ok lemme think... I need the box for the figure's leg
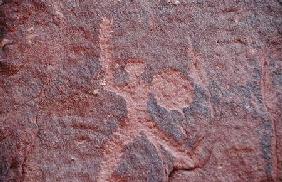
[97,119,140,182]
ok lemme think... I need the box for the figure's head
[124,59,146,81]
[151,68,194,112]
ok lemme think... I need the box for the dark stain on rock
[112,133,165,182]
[269,59,282,87]
[147,93,187,143]
[113,65,129,87]
[0,62,19,76]
[207,59,276,178]
[0,26,5,40]
[0,130,24,181]
[183,84,210,121]
[260,120,274,178]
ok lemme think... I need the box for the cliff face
[0,0,281,181]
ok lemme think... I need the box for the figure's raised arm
[99,17,115,87]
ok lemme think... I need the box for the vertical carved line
[99,17,114,89]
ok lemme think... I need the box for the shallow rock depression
[0,0,281,181]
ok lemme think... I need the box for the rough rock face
[0,0,281,181]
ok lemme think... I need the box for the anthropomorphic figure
[98,17,209,181]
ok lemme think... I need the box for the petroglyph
[167,0,181,5]
[151,69,194,112]
[97,17,208,181]
[53,2,65,19]
[1,0,280,181]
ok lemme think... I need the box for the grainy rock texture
[0,0,281,181]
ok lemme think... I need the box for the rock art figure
[98,17,211,181]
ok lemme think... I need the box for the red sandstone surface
[0,0,281,181]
